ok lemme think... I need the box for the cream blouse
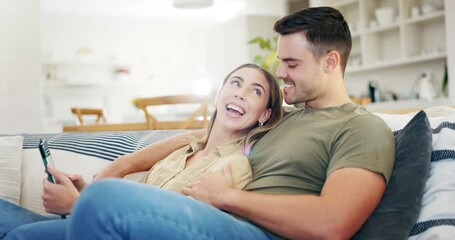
[141,141,252,193]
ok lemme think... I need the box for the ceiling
[40,0,289,20]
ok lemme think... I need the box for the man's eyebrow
[279,57,301,62]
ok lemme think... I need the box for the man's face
[275,33,326,106]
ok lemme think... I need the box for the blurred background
[0,0,453,133]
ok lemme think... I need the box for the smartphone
[38,139,66,219]
[38,138,56,183]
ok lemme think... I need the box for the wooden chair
[71,107,106,126]
[133,94,211,130]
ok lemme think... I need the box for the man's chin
[284,96,306,107]
[283,98,293,105]
[284,96,297,105]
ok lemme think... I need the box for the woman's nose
[234,89,246,101]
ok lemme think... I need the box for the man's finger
[181,186,192,196]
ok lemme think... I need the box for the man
[83,6,395,239]
[8,6,395,240]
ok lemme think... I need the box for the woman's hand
[92,158,127,182]
[42,166,82,215]
[69,173,88,192]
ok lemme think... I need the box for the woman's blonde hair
[199,63,283,151]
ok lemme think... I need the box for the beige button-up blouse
[141,141,252,193]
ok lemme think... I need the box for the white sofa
[1,107,454,239]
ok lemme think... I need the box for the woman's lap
[3,179,271,240]
[0,199,52,239]
[68,179,271,240]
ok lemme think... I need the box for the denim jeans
[7,179,272,240]
[0,199,54,239]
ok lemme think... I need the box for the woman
[2,63,283,239]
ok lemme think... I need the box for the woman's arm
[93,129,206,181]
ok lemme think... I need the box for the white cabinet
[309,0,449,101]
[320,0,446,73]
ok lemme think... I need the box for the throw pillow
[353,110,432,240]
[0,136,24,204]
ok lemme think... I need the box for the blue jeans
[7,179,271,240]
[0,199,54,239]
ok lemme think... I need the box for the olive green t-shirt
[244,103,395,239]
[245,103,395,197]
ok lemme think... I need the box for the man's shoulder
[351,106,390,127]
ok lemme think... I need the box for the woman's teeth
[226,104,244,115]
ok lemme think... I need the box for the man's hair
[273,7,352,74]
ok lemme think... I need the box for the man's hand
[42,166,82,215]
[182,164,235,207]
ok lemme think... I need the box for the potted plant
[248,36,282,85]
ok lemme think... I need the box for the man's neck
[305,74,351,109]
[304,94,352,110]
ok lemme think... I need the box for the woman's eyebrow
[230,76,244,82]
[252,82,266,92]
[231,75,265,92]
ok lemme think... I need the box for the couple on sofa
[1,6,395,239]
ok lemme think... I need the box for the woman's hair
[273,7,352,75]
[199,63,283,150]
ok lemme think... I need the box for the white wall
[0,0,42,134]
[41,14,202,92]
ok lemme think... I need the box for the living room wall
[0,0,43,134]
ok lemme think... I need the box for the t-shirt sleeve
[327,114,396,184]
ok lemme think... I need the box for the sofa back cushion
[354,106,455,239]
[0,136,24,204]
[353,111,432,239]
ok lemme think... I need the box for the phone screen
[38,139,56,183]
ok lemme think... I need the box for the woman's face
[215,67,272,134]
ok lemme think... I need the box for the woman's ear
[259,108,272,124]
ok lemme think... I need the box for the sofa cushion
[0,136,24,204]
[20,130,186,214]
[353,111,432,239]
[408,110,455,239]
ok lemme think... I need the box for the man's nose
[275,64,286,79]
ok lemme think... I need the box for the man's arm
[94,129,205,180]
[183,167,385,240]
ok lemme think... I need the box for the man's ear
[325,50,340,73]
[259,108,272,124]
